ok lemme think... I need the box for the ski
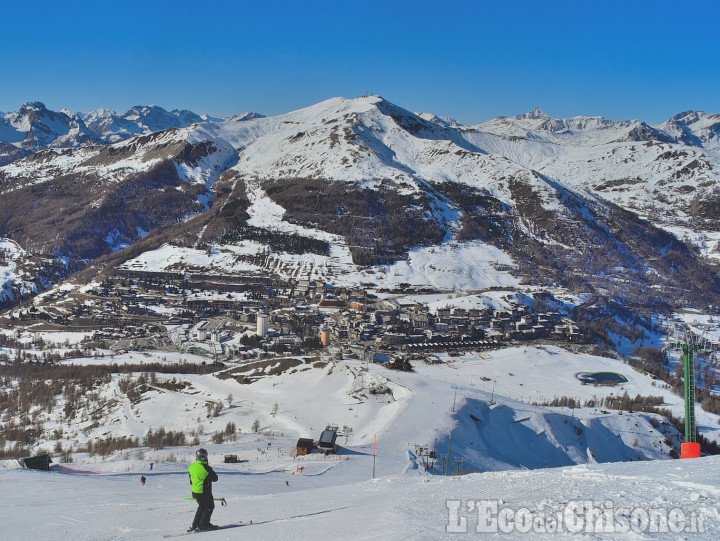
[163,523,243,538]
[164,505,350,537]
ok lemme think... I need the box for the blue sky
[1,0,718,124]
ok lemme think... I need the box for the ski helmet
[196,448,208,460]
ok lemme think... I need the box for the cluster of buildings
[7,269,585,361]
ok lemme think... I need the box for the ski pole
[183,497,227,506]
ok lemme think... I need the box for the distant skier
[140,475,146,486]
[188,448,219,532]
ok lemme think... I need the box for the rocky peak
[515,107,550,120]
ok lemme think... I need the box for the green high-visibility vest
[188,460,210,493]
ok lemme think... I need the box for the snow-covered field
[2,456,719,540]
[2,345,719,539]
[119,211,519,293]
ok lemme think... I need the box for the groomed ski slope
[1,453,719,539]
[1,345,720,539]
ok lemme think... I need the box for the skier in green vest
[187,448,219,531]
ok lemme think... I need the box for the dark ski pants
[191,492,215,528]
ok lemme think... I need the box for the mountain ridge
[4,99,720,153]
[1,96,719,343]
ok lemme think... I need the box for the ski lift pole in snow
[664,325,712,458]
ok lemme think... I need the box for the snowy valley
[2,96,720,539]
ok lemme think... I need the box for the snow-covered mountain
[474,107,674,146]
[203,96,532,189]
[1,95,719,321]
[0,122,238,263]
[459,108,720,262]
[416,111,461,128]
[0,102,233,156]
[226,111,265,122]
[81,105,212,143]
[0,102,100,164]
[657,110,720,150]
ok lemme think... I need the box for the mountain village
[1,263,583,366]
